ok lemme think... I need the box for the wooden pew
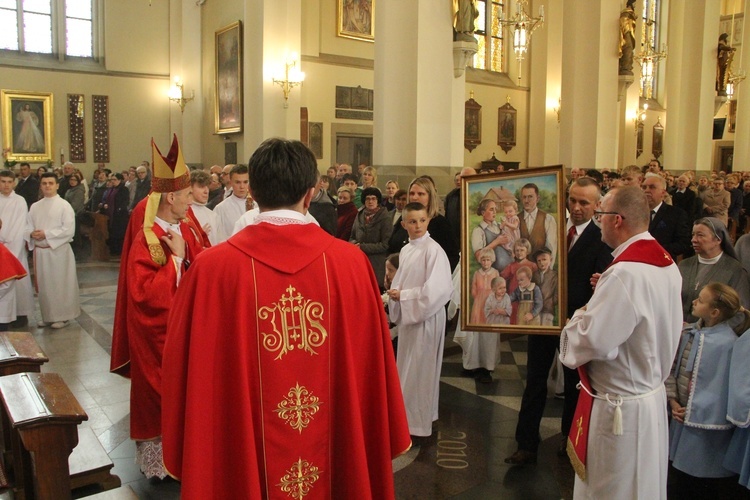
[0,372,87,500]
[0,332,49,475]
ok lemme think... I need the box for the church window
[474,0,505,73]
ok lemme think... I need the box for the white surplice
[27,195,81,323]
[233,207,319,236]
[190,203,219,246]
[0,191,34,318]
[559,233,682,500]
[389,231,453,436]
[213,195,247,243]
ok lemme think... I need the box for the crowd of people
[6,147,750,497]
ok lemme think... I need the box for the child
[500,239,538,294]
[666,283,750,497]
[725,302,750,492]
[531,247,558,326]
[500,239,537,322]
[388,202,453,438]
[470,248,500,324]
[499,199,520,254]
[509,266,542,326]
[484,276,511,325]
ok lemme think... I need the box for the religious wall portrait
[1,90,54,163]
[498,101,517,153]
[215,21,243,134]
[461,166,567,335]
[338,0,375,42]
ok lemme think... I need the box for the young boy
[531,247,558,326]
[509,266,542,326]
[388,202,453,438]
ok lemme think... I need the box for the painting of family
[462,166,566,334]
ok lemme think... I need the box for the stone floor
[14,259,575,499]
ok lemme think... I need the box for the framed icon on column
[464,94,482,152]
[652,117,664,159]
[215,21,243,134]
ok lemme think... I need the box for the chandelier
[634,19,667,99]
[499,0,544,85]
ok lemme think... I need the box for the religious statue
[619,0,637,76]
[454,0,480,42]
[717,33,736,96]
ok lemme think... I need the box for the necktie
[567,225,576,250]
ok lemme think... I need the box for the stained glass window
[474,0,504,73]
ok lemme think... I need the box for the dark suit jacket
[648,203,691,260]
[14,175,39,209]
[567,221,612,317]
[672,189,701,222]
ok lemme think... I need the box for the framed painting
[1,90,54,163]
[498,101,516,153]
[461,165,567,335]
[729,99,737,133]
[464,95,481,152]
[652,117,663,159]
[309,122,323,159]
[215,21,243,134]
[337,0,375,42]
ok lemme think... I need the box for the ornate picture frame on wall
[337,0,374,42]
[497,99,517,154]
[636,121,644,157]
[464,93,482,152]
[460,165,567,335]
[1,90,54,163]
[309,122,323,159]
[215,21,243,134]
[652,117,664,159]
[729,99,737,133]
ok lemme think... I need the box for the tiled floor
[14,260,574,499]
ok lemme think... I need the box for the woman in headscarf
[678,217,750,322]
[350,187,393,288]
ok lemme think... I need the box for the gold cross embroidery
[274,384,322,433]
[278,458,320,499]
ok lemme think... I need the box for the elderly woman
[336,186,358,241]
[350,187,393,288]
[470,198,513,273]
[389,177,460,271]
[64,173,85,215]
[678,217,750,322]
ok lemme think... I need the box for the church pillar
[169,0,203,164]
[528,0,562,167]
[732,0,750,170]
[373,0,464,192]
[242,0,303,159]
[663,0,721,170]
[558,0,620,170]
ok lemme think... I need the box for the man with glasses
[560,186,682,499]
[505,177,612,465]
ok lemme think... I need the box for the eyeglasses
[593,211,625,222]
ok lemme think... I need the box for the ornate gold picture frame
[1,90,54,163]
[337,0,375,42]
[215,21,243,134]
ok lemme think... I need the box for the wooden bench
[0,372,87,500]
[0,332,49,473]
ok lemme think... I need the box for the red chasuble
[0,245,26,284]
[112,201,205,440]
[567,237,673,480]
[162,221,411,499]
[185,206,211,248]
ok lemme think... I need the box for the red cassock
[112,207,205,440]
[185,205,211,248]
[162,222,411,499]
[0,244,27,284]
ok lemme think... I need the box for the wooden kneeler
[0,372,87,500]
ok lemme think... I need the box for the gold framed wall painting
[215,21,243,134]
[497,102,517,153]
[461,165,567,335]
[338,0,374,42]
[1,90,54,163]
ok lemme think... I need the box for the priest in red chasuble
[110,135,205,479]
[162,138,411,499]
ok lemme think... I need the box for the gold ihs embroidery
[259,286,327,361]
[278,458,320,499]
[274,383,322,433]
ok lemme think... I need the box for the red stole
[186,206,211,248]
[567,237,673,480]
